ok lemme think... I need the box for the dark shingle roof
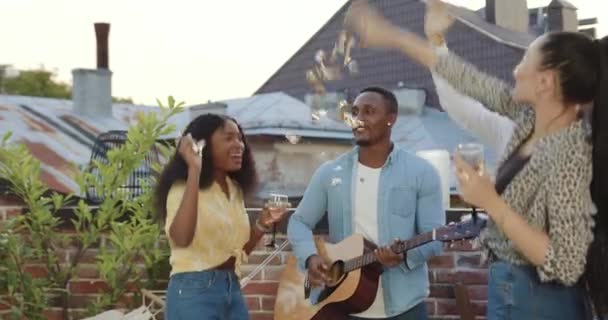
[255,0,533,107]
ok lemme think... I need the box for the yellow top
[165,178,250,277]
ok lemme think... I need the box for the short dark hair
[359,86,398,114]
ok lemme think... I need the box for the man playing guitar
[287,87,445,320]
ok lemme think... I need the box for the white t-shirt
[351,163,386,318]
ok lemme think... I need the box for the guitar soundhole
[326,260,345,287]
[315,260,346,304]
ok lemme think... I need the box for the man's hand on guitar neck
[375,239,405,268]
[306,255,331,287]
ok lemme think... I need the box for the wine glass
[264,192,291,248]
[454,143,485,223]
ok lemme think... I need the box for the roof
[254,0,529,107]
[0,95,190,195]
[200,92,353,139]
[0,91,500,197]
[391,107,500,194]
[0,92,352,196]
[447,2,535,49]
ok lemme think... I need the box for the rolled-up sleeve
[287,163,329,271]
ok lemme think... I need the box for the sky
[1,0,605,106]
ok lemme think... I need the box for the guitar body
[273,219,487,320]
[274,234,383,320]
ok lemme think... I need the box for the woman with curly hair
[155,114,287,319]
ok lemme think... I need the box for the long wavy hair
[540,32,608,317]
[154,114,258,224]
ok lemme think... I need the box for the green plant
[0,96,183,318]
[0,131,68,319]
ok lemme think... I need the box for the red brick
[74,264,100,279]
[0,196,23,206]
[247,253,282,265]
[246,297,261,311]
[428,255,455,269]
[68,280,109,294]
[444,240,479,252]
[434,270,488,285]
[435,299,486,317]
[262,266,285,281]
[467,285,488,301]
[24,264,48,278]
[241,265,263,281]
[66,248,100,264]
[0,296,11,310]
[5,208,22,219]
[68,295,97,308]
[249,312,274,320]
[261,296,276,311]
[241,282,279,296]
[430,284,454,299]
[43,308,66,320]
[425,300,436,315]
[455,253,485,268]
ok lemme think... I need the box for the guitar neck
[343,230,436,273]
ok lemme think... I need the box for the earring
[387,122,392,126]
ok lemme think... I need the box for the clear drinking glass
[454,143,485,222]
[264,193,290,248]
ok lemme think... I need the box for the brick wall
[1,201,489,320]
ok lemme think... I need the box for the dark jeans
[349,302,428,320]
[487,261,592,320]
[166,270,249,320]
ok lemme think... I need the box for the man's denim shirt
[287,145,445,317]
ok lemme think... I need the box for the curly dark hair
[154,113,258,224]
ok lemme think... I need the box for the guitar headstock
[435,218,487,242]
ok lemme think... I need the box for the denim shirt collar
[347,143,399,168]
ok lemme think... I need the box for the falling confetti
[337,100,363,129]
[307,29,360,127]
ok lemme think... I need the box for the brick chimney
[485,0,529,33]
[72,23,113,118]
[547,0,578,32]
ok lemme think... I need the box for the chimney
[485,0,529,33]
[72,23,113,118]
[547,0,578,32]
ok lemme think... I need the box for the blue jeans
[349,302,428,320]
[487,261,592,320]
[166,270,249,320]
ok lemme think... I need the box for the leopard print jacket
[434,52,596,286]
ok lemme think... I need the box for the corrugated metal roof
[0,95,189,195]
[193,92,353,138]
[392,108,500,194]
[0,92,498,197]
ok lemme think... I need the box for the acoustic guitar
[273,219,486,320]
